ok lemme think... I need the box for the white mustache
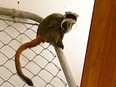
[61,18,76,33]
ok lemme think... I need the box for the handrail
[54,47,77,87]
[0,7,43,23]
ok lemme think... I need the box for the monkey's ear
[65,11,68,14]
[64,11,68,17]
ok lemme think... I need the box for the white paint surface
[0,0,94,86]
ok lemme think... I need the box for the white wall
[0,0,94,86]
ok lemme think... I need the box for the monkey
[15,11,78,86]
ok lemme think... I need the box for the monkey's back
[37,13,64,43]
[40,13,64,27]
[37,13,64,34]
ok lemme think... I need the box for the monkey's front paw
[60,44,64,49]
[58,44,64,49]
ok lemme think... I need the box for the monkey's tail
[15,37,45,86]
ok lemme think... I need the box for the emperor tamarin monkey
[15,11,78,86]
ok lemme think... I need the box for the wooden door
[80,0,116,87]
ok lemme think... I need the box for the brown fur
[15,36,45,86]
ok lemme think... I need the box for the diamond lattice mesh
[0,16,68,87]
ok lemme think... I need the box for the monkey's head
[61,11,79,33]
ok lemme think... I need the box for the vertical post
[54,46,77,87]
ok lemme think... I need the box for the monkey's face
[61,18,76,33]
[61,12,78,33]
